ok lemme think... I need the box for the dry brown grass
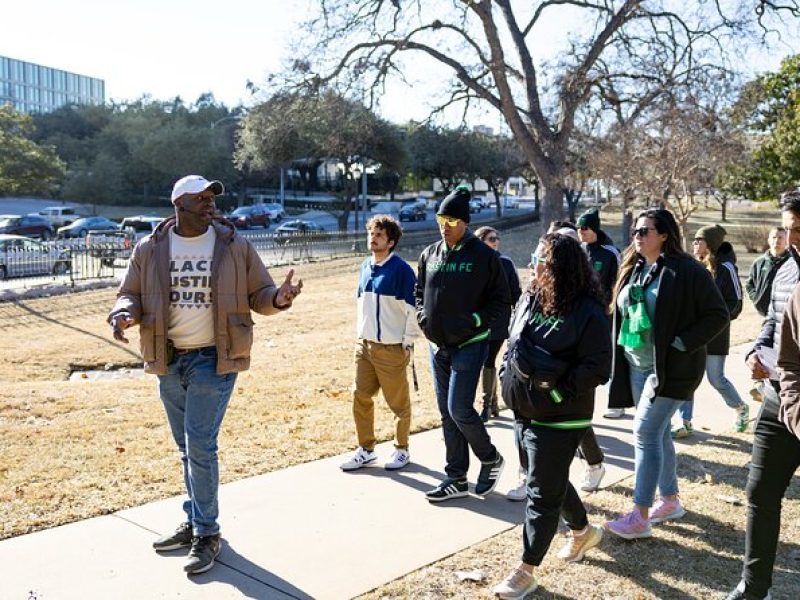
[1,205,796,598]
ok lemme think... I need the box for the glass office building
[0,55,105,113]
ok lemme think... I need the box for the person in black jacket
[672,225,749,438]
[605,208,728,541]
[415,187,512,502]
[474,226,522,422]
[746,226,788,317]
[491,234,611,599]
[727,191,800,600]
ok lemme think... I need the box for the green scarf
[618,258,662,349]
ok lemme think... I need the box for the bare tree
[287,1,790,226]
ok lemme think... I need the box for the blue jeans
[629,365,681,507]
[678,354,744,422]
[157,346,237,536]
[429,341,498,479]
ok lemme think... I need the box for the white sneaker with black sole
[340,447,377,471]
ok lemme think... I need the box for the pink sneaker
[649,498,686,524]
[605,509,652,540]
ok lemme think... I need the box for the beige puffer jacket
[108,216,285,375]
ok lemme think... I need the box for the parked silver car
[0,234,70,280]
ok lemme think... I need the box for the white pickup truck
[39,206,81,228]
[85,215,164,266]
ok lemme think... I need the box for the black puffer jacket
[585,230,620,303]
[751,248,800,379]
[608,253,729,408]
[707,242,743,356]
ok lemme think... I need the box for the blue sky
[4,0,800,129]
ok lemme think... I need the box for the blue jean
[429,341,498,479]
[678,354,744,422]
[157,346,237,536]
[629,365,682,507]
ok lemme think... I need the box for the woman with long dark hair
[492,234,611,599]
[605,209,728,540]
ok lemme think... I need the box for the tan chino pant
[353,339,412,450]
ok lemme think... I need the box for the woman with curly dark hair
[492,234,612,599]
[604,208,728,541]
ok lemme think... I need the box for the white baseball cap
[170,175,224,202]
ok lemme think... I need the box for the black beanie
[577,208,600,234]
[437,188,471,224]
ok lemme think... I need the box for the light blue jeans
[157,346,237,537]
[678,354,744,422]
[629,365,682,507]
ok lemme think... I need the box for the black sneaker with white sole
[153,521,193,552]
[475,452,505,496]
[425,478,469,502]
[184,534,221,575]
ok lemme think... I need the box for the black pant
[741,384,800,598]
[484,338,505,368]
[515,420,589,566]
[577,427,604,466]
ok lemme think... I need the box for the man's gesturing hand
[275,269,303,308]
[111,313,134,343]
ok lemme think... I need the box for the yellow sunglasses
[436,215,461,227]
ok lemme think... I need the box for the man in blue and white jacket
[341,215,420,472]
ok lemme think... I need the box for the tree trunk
[540,181,564,229]
[487,181,502,218]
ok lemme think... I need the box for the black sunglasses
[631,226,656,238]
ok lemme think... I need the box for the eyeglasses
[692,238,704,244]
[631,227,656,238]
[436,215,461,227]
[486,236,499,242]
[530,253,548,266]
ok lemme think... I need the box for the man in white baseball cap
[170,175,225,203]
[108,173,303,575]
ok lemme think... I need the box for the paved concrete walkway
[1,345,758,600]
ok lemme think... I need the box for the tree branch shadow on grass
[188,539,315,600]
[13,299,141,361]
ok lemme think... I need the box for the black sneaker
[152,521,193,552]
[475,452,505,496]
[184,534,221,575]
[425,478,468,502]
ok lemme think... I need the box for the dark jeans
[515,420,589,566]
[741,383,800,599]
[429,341,498,479]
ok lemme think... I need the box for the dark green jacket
[746,250,790,317]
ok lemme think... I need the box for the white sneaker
[506,475,527,502]
[492,567,537,599]
[604,408,626,419]
[340,447,377,471]
[580,463,606,492]
[384,448,410,471]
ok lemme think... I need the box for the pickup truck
[85,216,164,266]
[39,206,81,228]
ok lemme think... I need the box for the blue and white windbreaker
[356,252,420,346]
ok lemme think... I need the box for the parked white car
[263,203,286,222]
[0,234,70,280]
